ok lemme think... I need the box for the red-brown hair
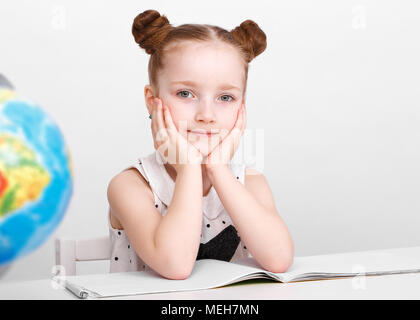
[132,10,267,97]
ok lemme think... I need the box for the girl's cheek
[225,111,238,129]
[170,111,188,132]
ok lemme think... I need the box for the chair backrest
[55,236,111,276]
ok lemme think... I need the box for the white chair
[54,236,111,276]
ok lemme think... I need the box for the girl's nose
[195,100,216,123]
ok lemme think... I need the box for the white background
[0,0,419,282]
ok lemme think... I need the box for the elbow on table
[159,259,195,280]
[162,272,191,281]
[264,254,294,274]
[163,268,193,280]
[266,239,295,273]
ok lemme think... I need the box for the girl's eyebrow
[170,80,241,92]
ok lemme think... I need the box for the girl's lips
[188,130,218,137]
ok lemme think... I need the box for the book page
[64,246,420,298]
[64,258,270,298]
[273,246,420,282]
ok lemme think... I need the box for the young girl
[107,9,294,280]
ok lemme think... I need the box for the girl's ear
[144,84,157,115]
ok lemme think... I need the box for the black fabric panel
[196,225,241,262]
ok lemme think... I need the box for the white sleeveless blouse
[108,150,251,273]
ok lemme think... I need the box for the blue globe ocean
[0,82,73,267]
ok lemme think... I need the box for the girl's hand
[151,98,203,173]
[204,102,246,170]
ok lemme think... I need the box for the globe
[0,75,73,272]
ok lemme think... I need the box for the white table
[0,272,419,300]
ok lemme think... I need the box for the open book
[62,246,420,299]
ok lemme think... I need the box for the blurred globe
[0,74,73,270]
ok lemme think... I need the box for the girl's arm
[207,165,294,273]
[153,164,203,276]
[107,165,203,279]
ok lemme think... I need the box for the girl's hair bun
[231,20,267,63]
[132,9,173,55]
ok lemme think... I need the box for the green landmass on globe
[0,80,73,267]
[0,133,51,218]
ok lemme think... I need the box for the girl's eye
[176,91,235,102]
[220,95,234,102]
[177,90,192,98]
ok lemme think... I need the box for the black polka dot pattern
[110,158,249,271]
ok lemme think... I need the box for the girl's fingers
[241,105,246,133]
[163,105,177,131]
[151,100,157,133]
[155,99,168,141]
[239,107,244,126]
[233,106,243,133]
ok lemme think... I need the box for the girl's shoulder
[107,167,154,230]
[245,167,261,176]
[244,167,278,214]
[110,167,152,194]
[244,167,263,186]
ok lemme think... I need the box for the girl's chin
[191,143,211,156]
[187,135,220,155]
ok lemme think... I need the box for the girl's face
[147,41,246,156]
